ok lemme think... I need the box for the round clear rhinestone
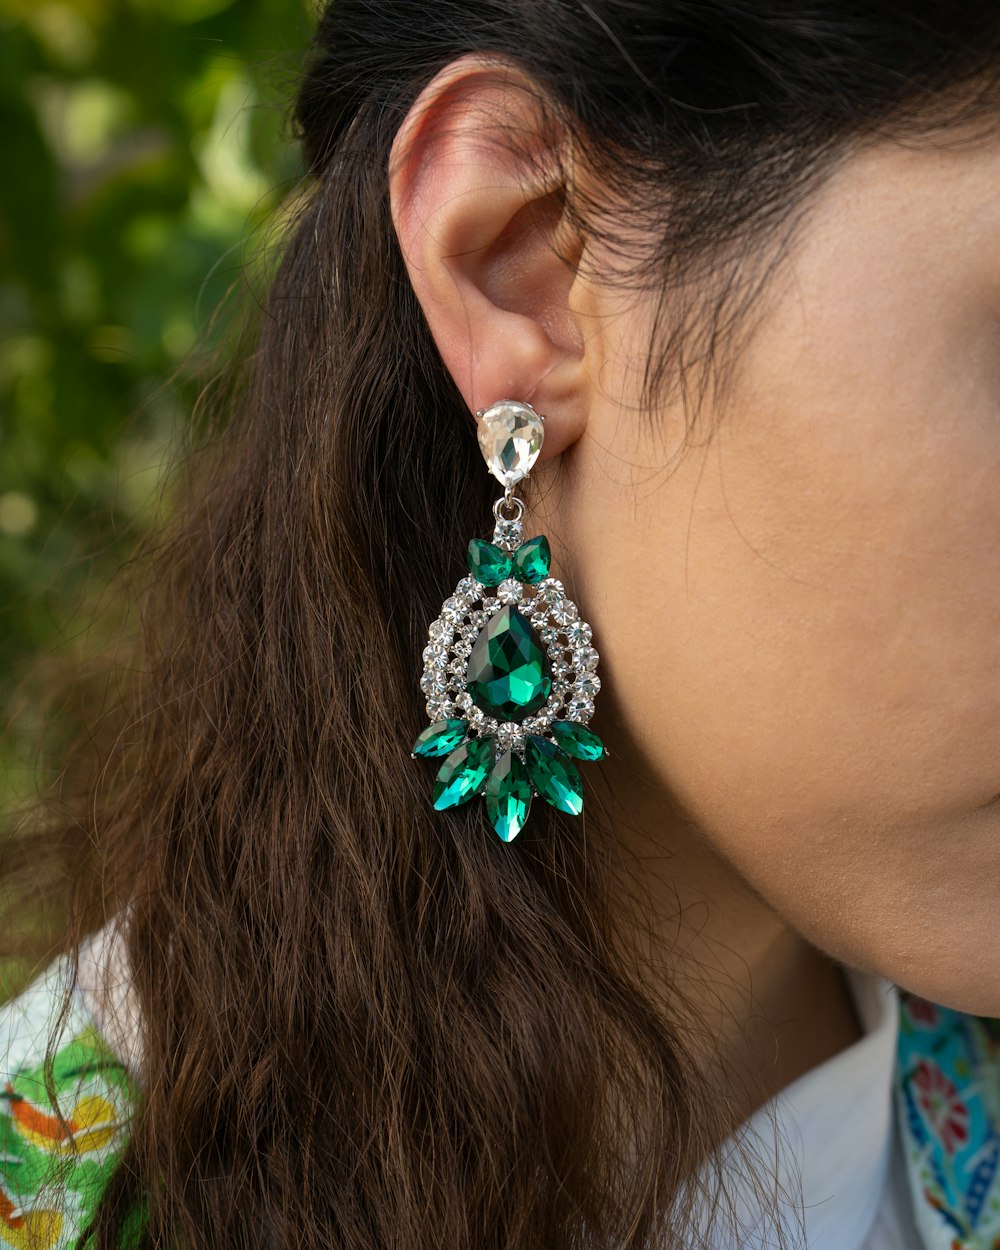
[454,691,473,712]
[442,596,467,622]
[496,578,521,604]
[573,646,599,672]
[422,643,445,665]
[456,577,478,599]
[481,597,500,615]
[496,722,522,748]
[492,519,524,550]
[566,695,595,722]
[565,620,593,647]
[420,671,446,696]
[552,600,579,626]
[575,673,601,698]
[428,619,451,643]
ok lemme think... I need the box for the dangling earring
[411,399,605,842]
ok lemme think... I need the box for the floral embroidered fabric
[0,967,138,1249]
[896,992,1000,1249]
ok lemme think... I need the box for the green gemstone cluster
[415,519,603,840]
[412,716,606,841]
[467,533,551,586]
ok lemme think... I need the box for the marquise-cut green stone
[485,749,532,842]
[412,718,469,758]
[467,538,512,587]
[524,735,583,815]
[512,534,551,584]
[466,605,551,722]
[432,735,495,810]
[549,719,605,762]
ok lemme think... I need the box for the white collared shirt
[696,971,923,1249]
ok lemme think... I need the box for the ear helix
[410,399,605,842]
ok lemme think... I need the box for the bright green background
[0,0,310,803]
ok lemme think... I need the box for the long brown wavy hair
[6,2,1000,1247]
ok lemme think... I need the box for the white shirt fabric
[77,926,926,1249]
[700,970,924,1250]
[78,918,143,1076]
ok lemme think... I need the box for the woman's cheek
[562,330,1000,1016]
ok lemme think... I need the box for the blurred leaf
[0,0,309,807]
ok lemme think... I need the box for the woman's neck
[594,754,863,1126]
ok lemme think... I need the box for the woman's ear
[388,55,587,460]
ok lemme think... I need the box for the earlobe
[388,55,587,460]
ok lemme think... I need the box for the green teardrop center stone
[465,605,551,722]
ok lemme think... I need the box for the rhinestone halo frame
[420,515,601,754]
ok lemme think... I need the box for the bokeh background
[0,0,311,805]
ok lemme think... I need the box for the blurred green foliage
[0,0,310,798]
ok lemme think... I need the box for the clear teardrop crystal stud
[476,400,545,488]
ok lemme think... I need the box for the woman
[3,2,1000,1247]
